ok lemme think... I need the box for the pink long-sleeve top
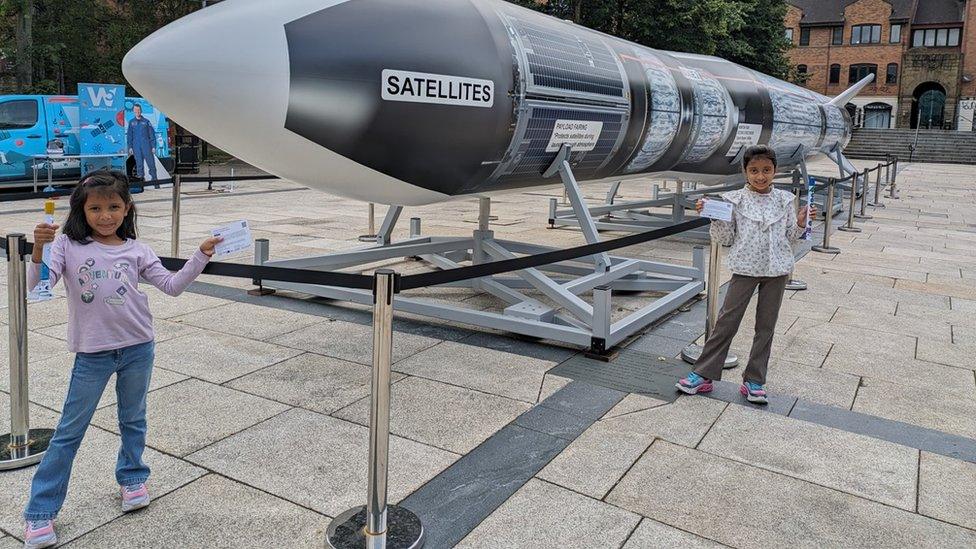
[28,234,211,353]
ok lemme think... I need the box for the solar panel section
[499,10,627,104]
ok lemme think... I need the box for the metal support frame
[812,179,841,254]
[259,155,705,353]
[327,270,424,549]
[680,241,738,368]
[2,234,54,471]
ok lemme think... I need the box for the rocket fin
[828,74,876,107]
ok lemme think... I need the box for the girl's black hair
[742,145,778,170]
[62,170,138,243]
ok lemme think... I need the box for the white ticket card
[701,199,734,222]
[211,220,253,257]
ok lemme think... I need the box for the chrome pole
[1,234,53,470]
[786,181,808,290]
[872,165,884,208]
[812,179,841,254]
[681,239,737,368]
[838,174,860,233]
[171,174,181,257]
[855,169,872,220]
[326,270,424,549]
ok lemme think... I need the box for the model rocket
[122,0,873,206]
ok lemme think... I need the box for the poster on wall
[958,99,976,132]
[78,83,127,175]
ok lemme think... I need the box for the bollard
[872,165,884,208]
[171,174,181,257]
[786,183,808,290]
[837,174,861,233]
[359,203,378,242]
[854,169,872,220]
[681,243,738,368]
[1,234,54,471]
[889,158,900,199]
[327,270,424,549]
[812,179,841,254]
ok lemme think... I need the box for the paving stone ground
[0,158,974,547]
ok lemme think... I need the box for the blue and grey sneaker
[740,381,768,404]
[676,372,713,395]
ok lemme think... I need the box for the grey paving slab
[457,331,579,363]
[954,324,976,345]
[170,301,324,341]
[513,404,592,441]
[789,399,976,464]
[0,330,70,365]
[537,418,653,500]
[603,393,669,419]
[699,405,918,510]
[623,519,728,548]
[914,338,976,371]
[188,408,457,518]
[823,348,975,396]
[607,441,976,549]
[456,479,640,549]
[92,378,289,456]
[704,380,797,416]
[918,452,976,530]
[67,475,325,549]
[548,351,682,402]
[536,373,572,402]
[0,351,188,413]
[0,418,205,547]
[399,424,569,549]
[226,352,402,415]
[624,332,689,358]
[831,307,953,342]
[0,296,67,329]
[391,341,555,403]
[269,319,441,366]
[0,536,18,549]
[728,329,833,369]
[896,278,976,302]
[536,380,626,420]
[897,302,976,328]
[152,331,302,384]
[335,376,530,453]
[852,377,976,440]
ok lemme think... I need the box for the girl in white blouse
[677,145,815,404]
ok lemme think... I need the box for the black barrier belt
[398,217,710,290]
[2,217,709,292]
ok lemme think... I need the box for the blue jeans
[24,341,155,520]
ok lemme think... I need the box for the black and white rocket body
[123,0,868,206]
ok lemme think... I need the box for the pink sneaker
[121,483,151,513]
[24,519,57,549]
[740,381,768,404]
[676,372,713,395]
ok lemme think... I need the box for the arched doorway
[863,102,892,128]
[911,82,946,128]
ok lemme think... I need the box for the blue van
[0,94,172,185]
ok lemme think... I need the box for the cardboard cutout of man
[127,104,157,181]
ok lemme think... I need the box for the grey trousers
[693,274,788,384]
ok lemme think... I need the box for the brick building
[786,0,976,130]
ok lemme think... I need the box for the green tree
[716,0,793,79]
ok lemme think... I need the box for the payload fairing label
[546,121,604,153]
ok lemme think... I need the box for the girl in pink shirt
[22,170,221,548]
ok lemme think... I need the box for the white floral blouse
[709,186,804,277]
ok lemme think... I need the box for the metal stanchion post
[409,217,421,238]
[837,174,861,233]
[327,270,424,549]
[359,203,378,242]
[681,242,738,368]
[171,175,181,257]
[812,179,841,254]
[2,234,54,471]
[872,165,884,208]
[854,169,872,219]
[248,239,275,296]
[888,157,900,199]
[786,179,808,290]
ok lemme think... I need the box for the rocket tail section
[828,74,876,107]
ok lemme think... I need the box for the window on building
[0,100,38,130]
[829,64,841,84]
[886,63,898,84]
[800,27,810,46]
[849,64,878,83]
[832,26,844,45]
[913,28,962,48]
[890,24,902,43]
[851,24,882,44]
